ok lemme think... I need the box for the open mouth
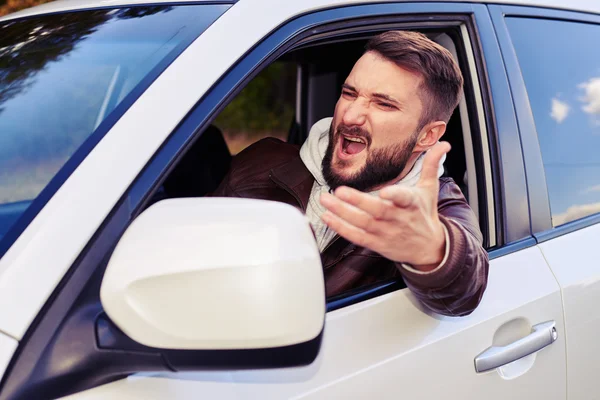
[340,134,367,157]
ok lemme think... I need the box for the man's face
[322,51,426,192]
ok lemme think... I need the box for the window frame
[1,3,531,397]
[131,8,509,248]
[130,9,507,307]
[117,4,522,308]
[489,4,600,242]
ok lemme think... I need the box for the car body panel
[63,247,566,399]
[492,5,600,399]
[539,224,600,400]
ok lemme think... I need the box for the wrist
[411,223,447,272]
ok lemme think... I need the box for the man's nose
[342,98,368,126]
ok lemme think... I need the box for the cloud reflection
[553,202,600,226]
[579,77,600,124]
[582,184,600,194]
[550,98,570,123]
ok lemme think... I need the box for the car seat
[442,107,468,197]
[162,125,232,198]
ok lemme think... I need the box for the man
[213,31,488,316]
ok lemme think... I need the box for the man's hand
[320,142,451,271]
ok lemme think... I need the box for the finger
[418,141,451,188]
[332,186,395,220]
[320,192,380,232]
[321,210,377,249]
[379,185,415,208]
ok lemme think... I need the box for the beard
[322,123,419,192]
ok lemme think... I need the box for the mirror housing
[100,198,325,357]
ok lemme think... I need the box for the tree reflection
[0,6,172,112]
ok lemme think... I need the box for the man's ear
[415,121,447,150]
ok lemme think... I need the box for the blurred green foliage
[215,61,296,135]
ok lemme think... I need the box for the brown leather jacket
[212,138,489,316]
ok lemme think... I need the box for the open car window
[163,31,481,216]
[157,26,492,303]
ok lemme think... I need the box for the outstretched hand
[320,142,451,270]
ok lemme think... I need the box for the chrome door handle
[474,321,558,373]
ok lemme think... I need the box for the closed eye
[378,102,396,110]
[342,90,357,98]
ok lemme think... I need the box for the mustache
[335,124,372,147]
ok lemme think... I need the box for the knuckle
[380,205,395,220]
[398,197,412,209]
[364,216,378,233]
[374,203,390,219]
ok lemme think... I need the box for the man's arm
[397,180,489,316]
[319,142,489,317]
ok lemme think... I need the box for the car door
[37,2,565,400]
[489,5,600,400]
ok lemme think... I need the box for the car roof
[0,0,599,22]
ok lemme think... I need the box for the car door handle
[474,321,558,373]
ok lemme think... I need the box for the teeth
[345,137,364,143]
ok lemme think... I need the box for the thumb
[417,141,451,188]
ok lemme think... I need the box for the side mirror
[100,198,325,368]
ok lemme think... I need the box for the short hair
[365,30,464,130]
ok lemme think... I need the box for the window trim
[131,10,515,249]
[327,234,537,312]
[459,23,497,247]
[490,4,600,241]
[473,4,531,245]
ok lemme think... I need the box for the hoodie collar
[299,117,332,186]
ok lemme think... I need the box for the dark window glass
[507,17,600,226]
[0,5,226,243]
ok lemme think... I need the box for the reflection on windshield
[507,17,600,226]
[0,6,177,205]
[0,4,228,246]
[0,7,172,113]
[579,78,600,124]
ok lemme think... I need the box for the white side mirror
[100,198,325,351]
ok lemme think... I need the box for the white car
[0,0,599,398]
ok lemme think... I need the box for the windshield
[0,5,228,248]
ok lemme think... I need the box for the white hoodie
[299,117,445,251]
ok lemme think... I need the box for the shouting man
[213,30,489,316]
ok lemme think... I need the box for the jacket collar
[269,152,385,267]
[269,154,314,212]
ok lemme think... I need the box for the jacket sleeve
[396,180,489,317]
